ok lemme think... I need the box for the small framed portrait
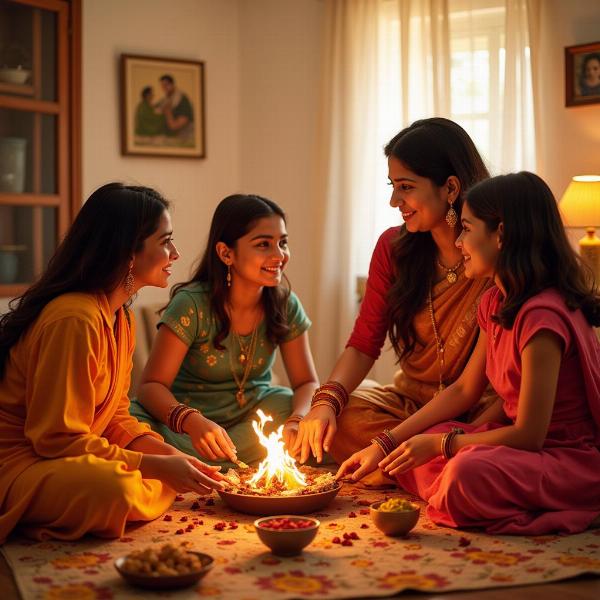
[565,42,600,107]
[120,54,205,158]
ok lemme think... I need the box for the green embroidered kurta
[130,282,311,465]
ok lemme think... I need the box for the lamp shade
[559,175,600,228]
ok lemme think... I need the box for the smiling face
[131,210,179,290]
[226,215,290,288]
[455,201,500,279]
[584,57,600,86]
[387,156,453,232]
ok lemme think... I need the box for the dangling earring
[124,265,135,296]
[446,201,458,228]
[226,264,232,287]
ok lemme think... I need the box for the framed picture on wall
[565,41,600,107]
[120,54,206,158]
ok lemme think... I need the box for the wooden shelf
[0,81,34,96]
[0,283,27,297]
[0,0,80,298]
[0,95,59,114]
[0,193,61,206]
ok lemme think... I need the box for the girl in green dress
[130,194,319,467]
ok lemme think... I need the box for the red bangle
[441,427,464,459]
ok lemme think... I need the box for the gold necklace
[427,287,446,395]
[436,258,463,284]
[228,321,259,407]
[234,328,253,364]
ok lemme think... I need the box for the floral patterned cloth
[2,481,600,599]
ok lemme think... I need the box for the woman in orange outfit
[0,183,224,543]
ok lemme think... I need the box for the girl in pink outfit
[337,172,600,535]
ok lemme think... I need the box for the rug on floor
[2,483,600,600]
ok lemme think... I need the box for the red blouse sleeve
[346,227,399,359]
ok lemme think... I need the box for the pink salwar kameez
[395,287,600,535]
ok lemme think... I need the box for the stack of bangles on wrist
[310,381,349,417]
[441,427,465,459]
[370,428,399,457]
[167,403,201,433]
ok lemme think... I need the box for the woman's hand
[292,405,337,464]
[184,413,237,462]
[282,420,300,452]
[379,433,442,476]
[335,443,384,481]
[140,454,225,495]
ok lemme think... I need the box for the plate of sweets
[115,542,213,590]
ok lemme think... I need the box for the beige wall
[537,0,600,200]
[237,0,324,380]
[536,0,600,252]
[83,0,324,331]
[238,0,324,320]
[2,0,599,381]
[82,0,241,309]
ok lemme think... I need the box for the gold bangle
[311,400,338,413]
[179,408,201,433]
[285,414,303,424]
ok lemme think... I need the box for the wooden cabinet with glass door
[0,0,79,298]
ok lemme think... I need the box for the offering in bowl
[114,543,213,590]
[219,464,341,515]
[0,67,31,85]
[219,409,341,514]
[370,498,420,536]
[254,515,320,556]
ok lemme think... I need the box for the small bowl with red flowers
[254,515,320,556]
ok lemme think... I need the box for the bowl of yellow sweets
[370,497,420,536]
[115,543,213,589]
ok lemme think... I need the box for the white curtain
[311,0,538,378]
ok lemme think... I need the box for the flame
[248,409,307,490]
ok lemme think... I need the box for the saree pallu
[331,270,494,463]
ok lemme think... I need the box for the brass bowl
[370,500,420,536]
[114,551,213,590]
[254,516,320,556]
[218,482,342,516]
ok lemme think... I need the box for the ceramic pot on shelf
[0,137,27,193]
[0,245,26,284]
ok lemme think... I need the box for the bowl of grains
[370,498,420,536]
[114,543,213,589]
[254,515,320,556]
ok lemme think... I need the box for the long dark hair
[466,171,600,328]
[167,194,291,350]
[385,118,490,360]
[0,183,170,378]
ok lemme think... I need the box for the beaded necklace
[427,287,446,395]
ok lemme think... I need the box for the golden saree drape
[331,269,494,463]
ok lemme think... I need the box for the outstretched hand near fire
[282,420,299,452]
[292,404,337,464]
[335,443,384,481]
[140,454,225,495]
[184,412,238,463]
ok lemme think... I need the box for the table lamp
[559,175,600,283]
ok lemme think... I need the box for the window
[358,0,533,277]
